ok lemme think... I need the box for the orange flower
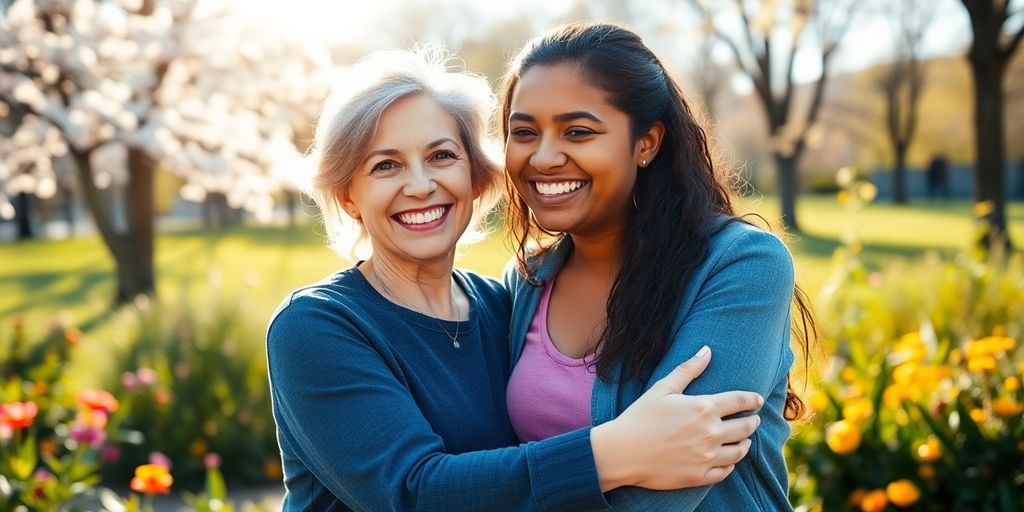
[64,328,82,346]
[0,401,39,430]
[886,479,921,507]
[992,398,1023,418]
[130,464,173,495]
[76,409,109,429]
[914,436,942,462]
[263,459,283,481]
[859,489,888,512]
[826,420,861,454]
[76,390,119,413]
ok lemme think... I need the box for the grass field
[2,195,1022,345]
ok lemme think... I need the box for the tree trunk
[775,153,800,232]
[73,149,155,305]
[893,143,908,204]
[286,190,297,228]
[14,192,33,240]
[124,148,156,299]
[969,56,1012,249]
[61,183,75,237]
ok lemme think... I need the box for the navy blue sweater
[266,267,608,511]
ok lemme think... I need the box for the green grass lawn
[2,196,1022,345]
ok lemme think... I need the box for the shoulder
[456,269,510,309]
[267,267,366,350]
[707,218,793,275]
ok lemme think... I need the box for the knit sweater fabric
[504,219,797,511]
[266,266,608,511]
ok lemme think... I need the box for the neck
[567,226,622,277]
[361,250,462,320]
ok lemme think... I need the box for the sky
[238,0,1003,87]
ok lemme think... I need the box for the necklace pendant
[453,340,460,349]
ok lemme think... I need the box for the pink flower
[121,372,139,391]
[69,423,106,448]
[203,452,222,469]
[101,444,121,463]
[149,451,172,470]
[137,368,158,386]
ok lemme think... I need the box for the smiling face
[340,94,474,264]
[505,63,642,239]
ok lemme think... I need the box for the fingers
[652,345,711,395]
[718,413,761,444]
[709,438,752,468]
[702,464,735,485]
[707,390,764,417]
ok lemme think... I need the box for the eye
[565,127,596,138]
[510,128,537,138]
[431,149,458,162]
[371,159,398,172]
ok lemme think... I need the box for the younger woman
[502,23,814,510]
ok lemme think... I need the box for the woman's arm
[604,228,797,511]
[268,296,762,511]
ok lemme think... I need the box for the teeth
[398,206,446,225]
[535,181,585,196]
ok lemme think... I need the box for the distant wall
[870,161,1024,200]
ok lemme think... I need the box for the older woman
[266,49,764,511]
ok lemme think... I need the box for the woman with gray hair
[266,49,763,511]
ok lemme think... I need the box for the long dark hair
[500,22,815,421]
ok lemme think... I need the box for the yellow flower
[883,385,909,410]
[969,408,988,423]
[826,420,861,454]
[130,464,173,495]
[837,190,851,206]
[918,464,935,480]
[893,332,927,364]
[809,391,830,413]
[992,398,1023,418]
[886,479,921,508]
[857,182,878,202]
[841,367,858,383]
[1005,376,1021,392]
[843,397,874,424]
[915,436,942,462]
[859,489,888,512]
[967,356,997,373]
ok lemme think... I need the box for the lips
[533,180,587,196]
[391,204,451,229]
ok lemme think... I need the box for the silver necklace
[370,263,462,349]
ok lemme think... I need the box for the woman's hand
[590,346,763,491]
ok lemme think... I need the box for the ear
[337,187,360,220]
[634,121,665,169]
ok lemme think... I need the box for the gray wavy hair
[305,47,502,258]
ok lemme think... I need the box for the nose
[402,162,436,198]
[528,135,567,172]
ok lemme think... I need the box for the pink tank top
[506,280,596,442]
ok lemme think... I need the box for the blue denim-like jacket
[504,219,796,511]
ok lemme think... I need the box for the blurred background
[1,0,1021,510]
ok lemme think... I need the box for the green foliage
[786,172,1024,511]
[101,282,279,485]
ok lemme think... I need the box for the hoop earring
[632,190,639,210]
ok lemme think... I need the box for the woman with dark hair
[501,23,815,510]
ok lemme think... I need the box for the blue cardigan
[267,267,609,511]
[504,220,796,511]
